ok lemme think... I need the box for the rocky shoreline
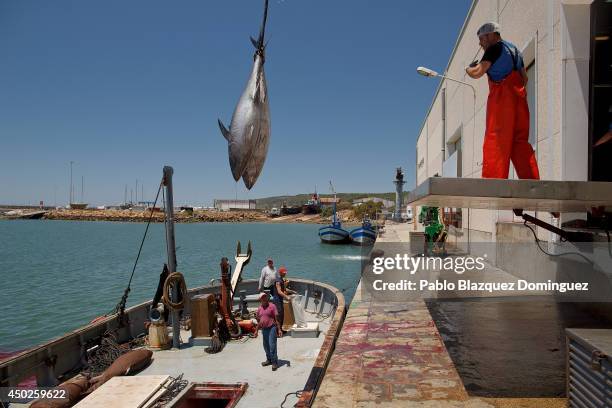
[41,209,269,223]
[0,208,363,225]
[36,208,362,224]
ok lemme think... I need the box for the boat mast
[162,166,180,349]
[329,180,337,224]
[69,161,74,205]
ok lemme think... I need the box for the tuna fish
[218,0,271,190]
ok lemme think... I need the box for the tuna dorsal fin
[250,36,258,48]
[218,119,232,141]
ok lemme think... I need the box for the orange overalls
[482,45,540,179]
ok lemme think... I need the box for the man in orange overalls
[466,22,540,179]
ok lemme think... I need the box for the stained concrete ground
[313,221,584,408]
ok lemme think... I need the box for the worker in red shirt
[466,22,540,180]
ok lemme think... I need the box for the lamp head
[416,66,438,77]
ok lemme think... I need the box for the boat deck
[3,279,344,408]
[140,315,331,408]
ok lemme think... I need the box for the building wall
[414,0,593,244]
[213,199,257,211]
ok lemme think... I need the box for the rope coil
[162,272,187,310]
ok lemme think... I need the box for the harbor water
[0,220,363,352]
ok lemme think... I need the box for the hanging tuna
[218,0,270,190]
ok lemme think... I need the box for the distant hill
[255,192,409,210]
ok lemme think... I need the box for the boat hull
[349,227,376,246]
[301,204,321,215]
[319,226,350,244]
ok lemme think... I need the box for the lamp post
[416,66,476,252]
[416,66,476,100]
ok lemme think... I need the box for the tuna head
[218,0,270,189]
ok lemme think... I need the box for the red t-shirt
[257,303,278,329]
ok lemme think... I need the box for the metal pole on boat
[163,166,181,349]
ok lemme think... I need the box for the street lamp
[416,66,476,97]
[416,65,476,252]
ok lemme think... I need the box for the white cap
[477,22,501,37]
[258,292,269,300]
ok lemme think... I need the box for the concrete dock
[314,222,567,408]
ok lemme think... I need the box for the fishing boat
[3,209,47,220]
[318,182,350,244]
[69,203,88,210]
[0,166,346,408]
[280,201,300,215]
[349,217,377,246]
[301,191,321,214]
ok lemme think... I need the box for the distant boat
[302,190,321,214]
[69,203,88,210]
[350,217,377,246]
[280,201,300,215]
[68,169,87,210]
[4,210,46,220]
[318,182,349,244]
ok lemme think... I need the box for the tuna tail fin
[252,0,269,50]
[218,119,231,141]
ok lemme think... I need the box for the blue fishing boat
[350,217,377,246]
[319,182,350,244]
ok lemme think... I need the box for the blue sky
[0,0,471,206]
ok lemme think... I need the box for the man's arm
[466,60,491,79]
[275,281,289,300]
[274,313,282,337]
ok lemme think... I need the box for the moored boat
[349,217,377,246]
[0,278,345,408]
[69,203,88,210]
[0,166,347,408]
[319,221,350,244]
[301,191,321,214]
[319,183,350,244]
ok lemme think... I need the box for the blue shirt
[481,40,524,82]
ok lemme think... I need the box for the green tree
[352,201,384,220]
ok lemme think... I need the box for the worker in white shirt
[258,258,278,293]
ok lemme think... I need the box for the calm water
[0,220,362,352]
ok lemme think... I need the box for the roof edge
[415,0,478,145]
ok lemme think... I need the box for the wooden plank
[74,375,170,408]
[407,178,612,212]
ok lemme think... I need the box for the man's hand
[277,327,283,338]
[466,60,491,79]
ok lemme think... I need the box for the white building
[352,197,395,208]
[213,199,257,211]
[413,0,611,275]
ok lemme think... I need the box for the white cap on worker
[258,292,269,300]
[477,22,501,37]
